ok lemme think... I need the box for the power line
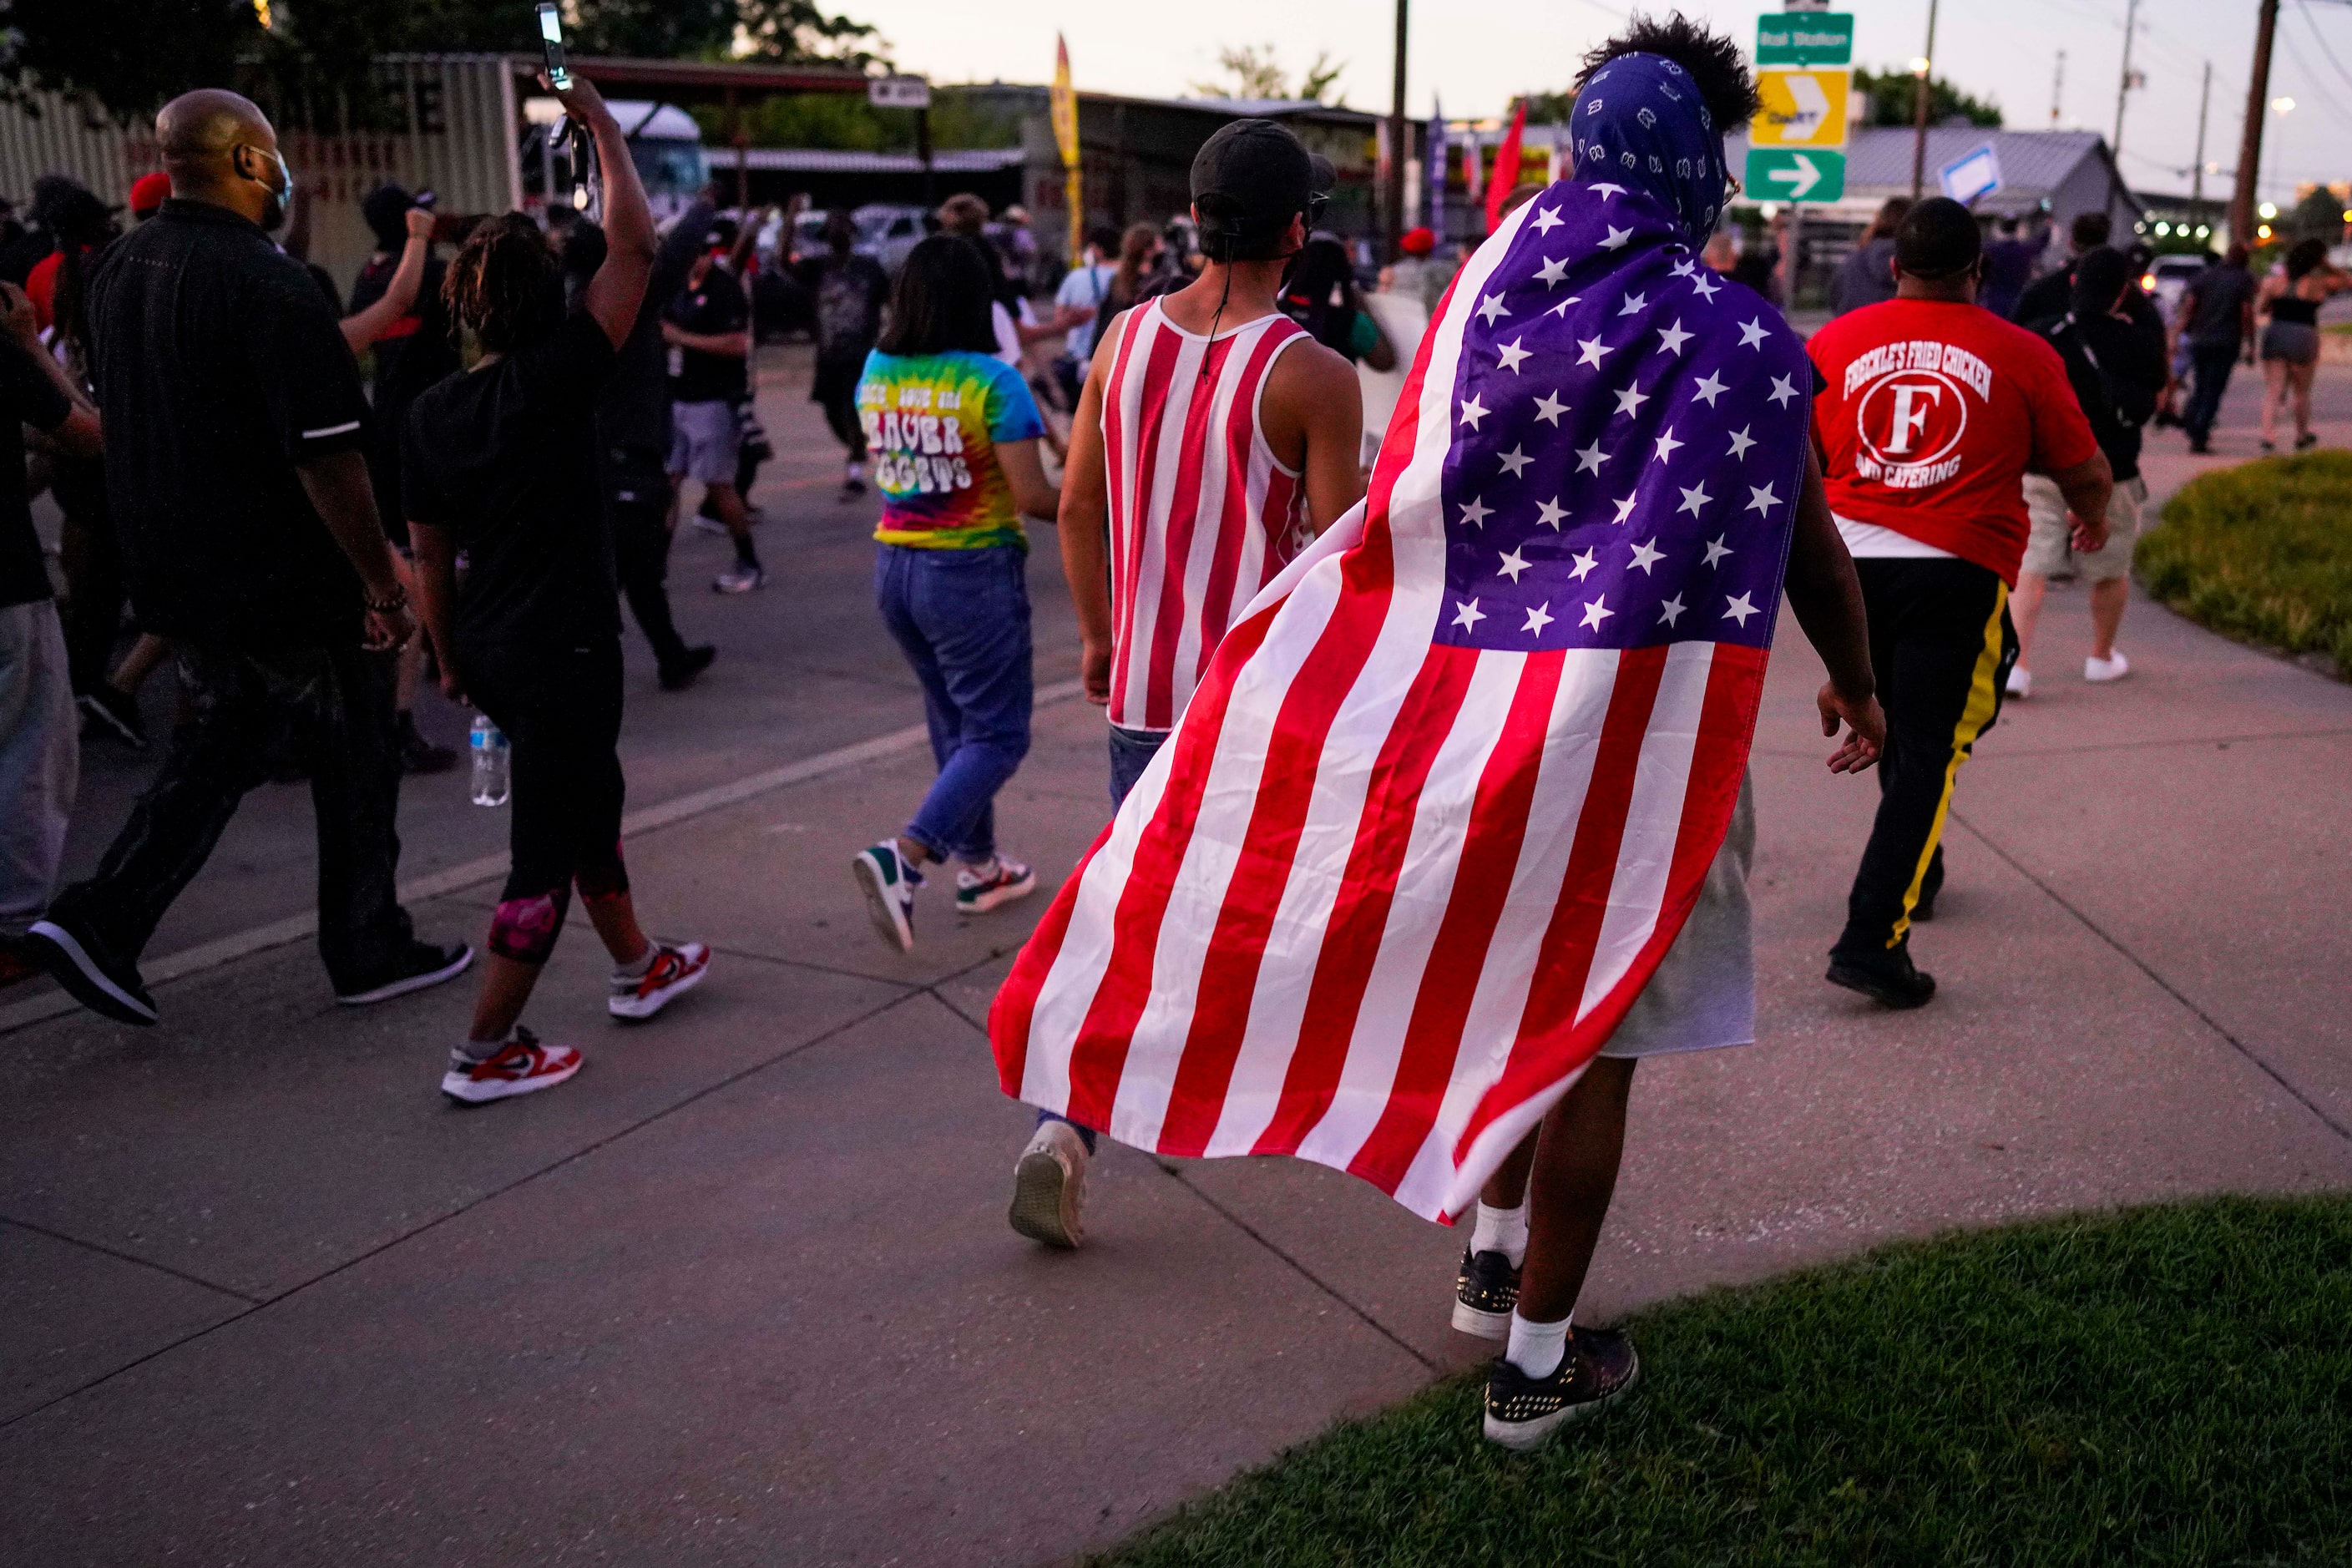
[2294,0,2352,100]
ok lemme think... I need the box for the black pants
[54,458,125,695]
[813,346,869,463]
[467,639,628,965]
[605,448,689,671]
[1833,558,2017,963]
[47,643,415,988]
[2182,343,2238,444]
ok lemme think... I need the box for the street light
[2272,95,2296,113]
[2259,200,2279,219]
[1909,56,1932,75]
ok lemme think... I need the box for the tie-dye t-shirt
[857,349,1047,550]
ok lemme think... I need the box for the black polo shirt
[83,198,373,650]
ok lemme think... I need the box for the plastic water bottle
[468,715,510,807]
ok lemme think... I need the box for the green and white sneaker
[852,839,923,952]
[956,857,1036,915]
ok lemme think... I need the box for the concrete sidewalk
[8,422,2352,1564]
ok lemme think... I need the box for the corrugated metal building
[0,56,531,291]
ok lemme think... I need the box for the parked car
[2142,252,2208,321]
[854,204,930,274]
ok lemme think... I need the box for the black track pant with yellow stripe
[1833,557,2018,963]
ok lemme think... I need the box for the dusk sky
[851,0,2350,205]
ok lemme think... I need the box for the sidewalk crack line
[1951,808,2352,1146]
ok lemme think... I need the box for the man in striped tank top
[1007,120,1368,1248]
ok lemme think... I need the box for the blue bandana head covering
[1568,52,1731,242]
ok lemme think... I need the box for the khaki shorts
[2021,472,2144,583]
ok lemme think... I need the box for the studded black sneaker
[1482,1325,1641,1451]
[1451,1247,1521,1340]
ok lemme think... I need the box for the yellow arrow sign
[1752,68,1850,148]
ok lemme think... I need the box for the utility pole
[2191,60,2211,235]
[2049,49,2065,128]
[1387,0,1409,260]
[1909,0,1940,200]
[2231,0,2280,245]
[2112,0,2140,166]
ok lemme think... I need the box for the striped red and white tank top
[1099,301,1313,732]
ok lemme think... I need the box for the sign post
[870,75,935,205]
[1748,8,1851,311]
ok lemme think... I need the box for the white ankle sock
[1505,1310,1571,1380]
[1470,1201,1529,1267]
[962,855,1000,881]
[611,946,656,981]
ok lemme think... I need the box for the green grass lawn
[1096,1197,2352,1567]
[2138,452,2352,675]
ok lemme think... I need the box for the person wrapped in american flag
[991,13,1887,1449]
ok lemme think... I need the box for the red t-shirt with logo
[1807,298,2097,584]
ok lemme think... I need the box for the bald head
[157,89,286,225]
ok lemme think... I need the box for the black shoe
[25,917,157,1026]
[2187,438,2210,455]
[840,476,867,499]
[335,940,474,1007]
[657,645,717,691]
[78,686,145,747]
[1483,1326,1641,1450]
[397,711,459,776]
[1453,1247,1521,1340]
[1826,945,1937,1009]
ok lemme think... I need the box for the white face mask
[255,147,293,230]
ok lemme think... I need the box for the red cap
[129,172,171,216]
[1400,225,1434,255]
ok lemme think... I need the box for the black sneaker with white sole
[24,917,158,1025]
[1452,1247,1521,1339]
[334,940,475,1006]
[1483,1325,1641,1451]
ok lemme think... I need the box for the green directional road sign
[1746,147,1847,204]
[1755,13,1854,68]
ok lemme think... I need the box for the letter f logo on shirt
[1885,382,1940,454]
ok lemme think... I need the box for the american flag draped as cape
[991,169,1816,1224]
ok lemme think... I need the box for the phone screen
[535,4,570,90]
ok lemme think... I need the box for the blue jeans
[875,544,1032,863]
[1034,723,1172,1154]
[2183,343,2238,443]
[1107,722,1167,809]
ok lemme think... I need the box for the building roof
[1723,126,2138,221]
[737,147,1027,175]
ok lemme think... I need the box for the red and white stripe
[994,209,1768,1223]
[1099,301,1312,733]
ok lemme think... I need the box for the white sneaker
[852,840,922,952]
[441,1029,582,1105]
[1009,1118,1090,1248]
[2084,650,2131,684]
[2005,665,2032,699]
[607,942,711,1020]
[714,561,765,594]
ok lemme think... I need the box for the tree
[1191,43,1345,104]
[0,0,886,123]
[1850,66,2001,129]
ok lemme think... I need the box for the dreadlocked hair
[1576,12,1761,131]
[443,212,565,355]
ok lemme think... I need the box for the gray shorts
[668,399,742,487]
[2261,321,2319,367]
[1601,771,1755,1060]
[2022,472,2143,584]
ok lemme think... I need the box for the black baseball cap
[1191,119,1334,260]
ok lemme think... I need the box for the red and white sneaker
[441,1028,583,1105]
[608,942,711,1021]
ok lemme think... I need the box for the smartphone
[535,4,570,90]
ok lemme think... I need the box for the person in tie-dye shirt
[852,237,1060,953]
